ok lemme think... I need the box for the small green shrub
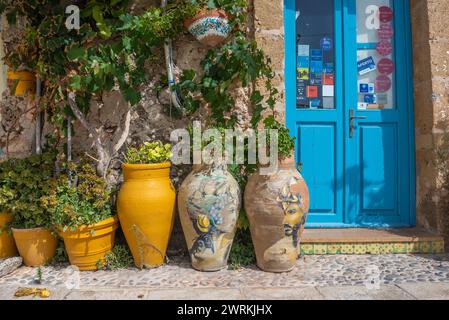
[229,226,255,269]
[48,241,69,265]
[104,244,134,270]
[42,160,113,231]
[262,115,296,160]
[5,152,57,229]
[124,141,172,164]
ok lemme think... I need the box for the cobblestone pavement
[1,254,449,300]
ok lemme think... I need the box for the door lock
[349,109,367,138]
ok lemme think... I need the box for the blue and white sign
[357,56,376,75]
[359,83,375,94]
[321,37,333,51]
[364,94,377,104]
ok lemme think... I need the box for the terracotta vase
[117,163,176,269]
[178,161,241,271]
[59,216,119,271]
[0,212,18,259]
[244,158,310,273]
[12,227,57,267]
[184,9,232,47]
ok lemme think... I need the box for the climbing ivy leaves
[177,32,278,129]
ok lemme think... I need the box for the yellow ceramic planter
[12,227,57,267]
[7,71,36,96]
[59,216,119,271]
[0,212,18,259]
[117,162,176,269]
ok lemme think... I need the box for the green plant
[177,32,277,129]
[0,158,18,213]
[124,141,172,164]
[229,226,255,269]
[5,152,57,230]
[104,244,134,270]
[49,241,69,265]
[42,160,113,231]
[262,115,296,160]
[34,266,43,284]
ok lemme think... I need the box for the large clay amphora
[178,161,240,271]
[244,158,310,273]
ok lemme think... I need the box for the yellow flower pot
[12,227,57,267]
[117,163,176,269]
[0,212,18,259]
[59,216,119,271]
[7,71,36,97]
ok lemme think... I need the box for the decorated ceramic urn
[244,157,310,273]
[184,9,232,47]
[178,160,241,271]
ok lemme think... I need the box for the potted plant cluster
[42,159,119,271]
[117,141,176,269]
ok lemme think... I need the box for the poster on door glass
[356,0,395,110]
[296,0,335,109]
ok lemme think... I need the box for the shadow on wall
[411,0,449,246]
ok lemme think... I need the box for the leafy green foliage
[48,241,69,265]
[262,115,296,159]
[177,32,277,129]
[3,152,57,229]
[42,160,113,230]
[104,244,134,270]
[124,141,172,164]
[0,159,18,213]
[229,227,255,269]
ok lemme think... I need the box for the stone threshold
[300,228,445,255]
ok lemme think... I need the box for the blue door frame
[284,0,416,228]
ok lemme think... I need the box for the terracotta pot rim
[7,70,36,80]
[58,215,119,235]
[122,162,171,170]
[11,227,51,233]
[184,8,230,28]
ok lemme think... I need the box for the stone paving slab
[316,284,415,300]
[241,287,324,300]
[397,282,449,300]
[146,288,243,300]
[1,285,449,300]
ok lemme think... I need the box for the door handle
[349,109,367,138]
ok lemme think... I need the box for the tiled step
[299,228,445,255]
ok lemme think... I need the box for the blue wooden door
[284,0,415,227]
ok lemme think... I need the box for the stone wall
[253,0,286,121]
[411,0,449,245]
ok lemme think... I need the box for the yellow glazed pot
[7,71,36,96]
[0,212,18,259]
[59,216,119,271]
[117,163,176,269]
[12,227,57,267]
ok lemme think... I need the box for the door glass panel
[296,0,335,109]
[356,0,395,110]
